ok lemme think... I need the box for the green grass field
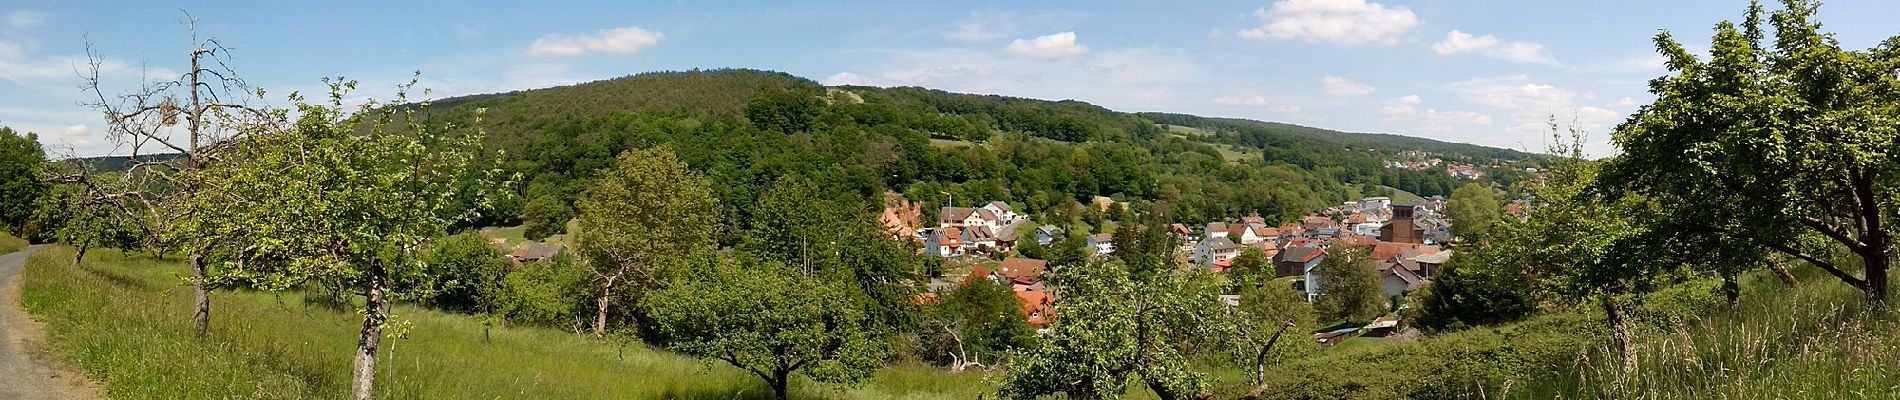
[18,246,995,399]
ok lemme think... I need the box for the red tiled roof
[997,257,1049,284]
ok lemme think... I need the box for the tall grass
[0,230,26,253]
[18,246,997,399]
[1534,269,1900,399]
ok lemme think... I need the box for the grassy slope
[1530,267,1900,399]
[18,247,993,400]
[0,231,24,254]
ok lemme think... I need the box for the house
[983,201,1019,224]
[1205,221,1230,239]
[1301,215,1337,231]
[996,257,1050,285]
[1087,233,1115,255]
[1380,264,1426,297]
[1169,223,1195,241]
[1016,290,1055,328]
[1359,196,1392,213]
[994,220,1033,249]
[1034,225,1065,246]
[962,226,1000,254]
[926,227,966,257]
[940,207,978,229]
[1411,250,1451,278]
[1229,223,1275,245]
[510,244,563,263]
[1242,215,1268,226]
[1195,236,1240,267]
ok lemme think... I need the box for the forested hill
[418,68,1533,243]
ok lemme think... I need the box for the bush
[419,232,512,313]
[499,253,590,329]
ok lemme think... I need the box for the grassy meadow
[17,246,995,400]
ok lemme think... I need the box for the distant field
[1162,124,1211,137]
[18,246,997,400]
[927,138,977,148]
[1213,145,1257,164]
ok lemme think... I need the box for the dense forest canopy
[406,68,1528,239]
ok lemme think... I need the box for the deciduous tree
[1445,182,1501,239]
[181,78,496,400]
[574,147,718,338]
[650,256,883,400]
[1599,0,1900,309]
[1313,244,1383,323]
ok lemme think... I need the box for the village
[873,193,1469,345]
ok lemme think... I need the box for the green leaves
[1313,244,1384,324]
[999,260,1224,399]
[181,77,495,298]
[649,257,884,399]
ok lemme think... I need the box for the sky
[2,0,1896,158]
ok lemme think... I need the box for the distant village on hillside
[882,191,1474,343]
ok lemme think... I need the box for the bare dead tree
[51,14,283,338]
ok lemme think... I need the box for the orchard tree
[922,278,1034,371]
[420,231,512,340]
[180,78,498,400]
[1000,260,1225,400]
[649,256,883,400]
[1231,284,1316,394]
[1313,244,1383,323]
[1444,182,1502,239]
[55,22,282,337]
[1600,0,1900,309]
[574,147,718,338]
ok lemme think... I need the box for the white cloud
[527,27,663,57]
[1005,32,1088,59]
[1320,75,1374,96]
[823,72,871,86]
[1088,47,1200,85]
[1236,0,1418,46]
[1606,96,1640,108]
[1430,30,1557,64]
[1378,94,1490,131]
[1211,95,1269,107]
[1445,75,1579,112]
[5,10,46,29]
[61,124,89,136]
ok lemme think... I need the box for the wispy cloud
[527,27,663,57]
[1320,75,1374,96]
[1236,0,1418,46]
[1430,30,1557,65]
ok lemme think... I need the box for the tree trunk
[351,263,391,400]
[770,369,790,400]
[190,253,211,338]
[1601,294,1633,373]
[1865,249,1889,311]
[1721,273,1740,308]
[593,277,615,339]
[1770,264,1800,288]
[73,244,88,266]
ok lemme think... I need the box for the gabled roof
[987,201,1013,212]
[997,257,1049,284]
[1242,216,1267,226]
[941,207,977,222]
[1200,236,1238,250]
[995,220,1032,242]
[1169,223,1192,235]
[1206,221,1229,234]
[1088,232,1114,244]
[1385,265,1425,288]
[938,227,964,246]
[975,208,999,222]
[1015,290,1055,327]
[1413,250,1453,264]
[966,225,998,242]
[1279,245,1325,264]
[511,244,563,262]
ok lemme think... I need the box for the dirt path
[0,246,105,399]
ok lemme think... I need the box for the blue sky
[3,0,1896,157]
